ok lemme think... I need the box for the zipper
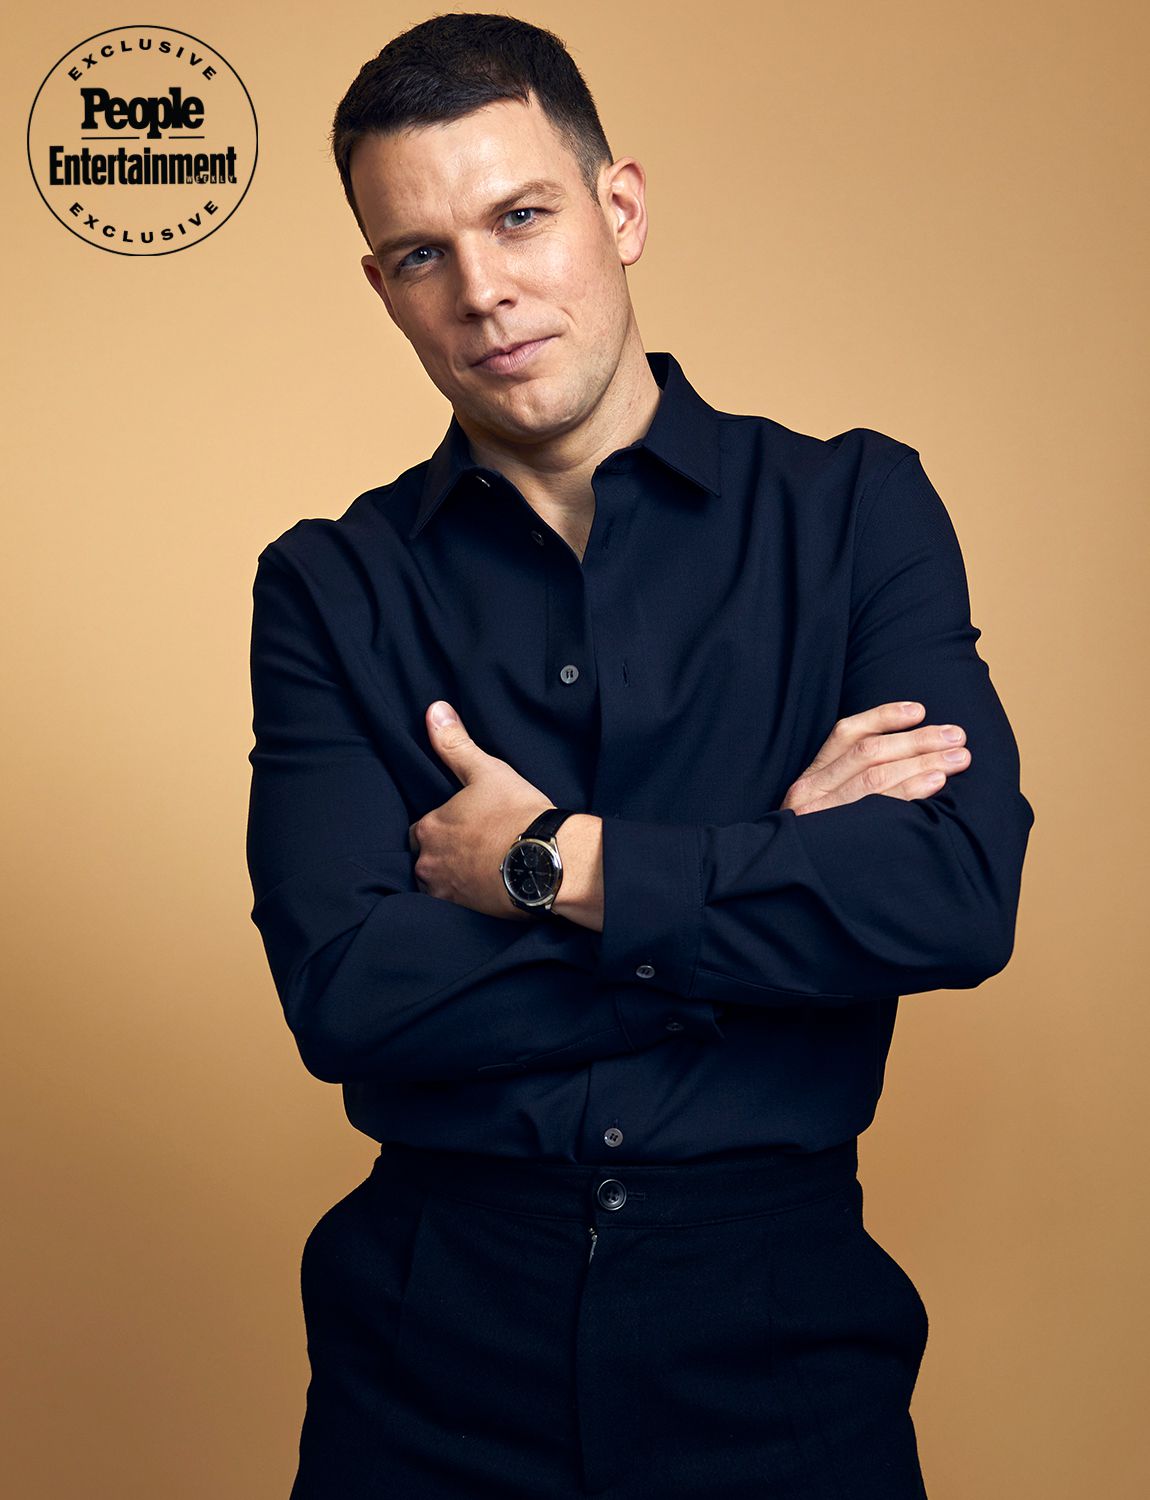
[587,1225,598,1263]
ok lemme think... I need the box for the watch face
[504,838,559,904]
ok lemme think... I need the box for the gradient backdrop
[5,2,1145,1496]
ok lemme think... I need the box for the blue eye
[396,245,437,272]
[394,207,546,275]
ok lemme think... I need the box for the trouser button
[596,1178,627,1211]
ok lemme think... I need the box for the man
[246,13,1035,1498]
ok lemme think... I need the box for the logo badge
[27,25,258,256]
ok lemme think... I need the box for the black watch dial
[505,839,559,902]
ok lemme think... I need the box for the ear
[600,157,648,269]
[361,255,400,327]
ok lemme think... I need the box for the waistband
[371,1138,859,1227]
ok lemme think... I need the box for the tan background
[4,1,1145,1494]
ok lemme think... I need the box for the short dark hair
[330,12,615,246]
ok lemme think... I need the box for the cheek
[532,232,611,304]
[402,298,454,357]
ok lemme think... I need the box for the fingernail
[431,701,457,726]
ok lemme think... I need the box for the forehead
[351,95,581,250]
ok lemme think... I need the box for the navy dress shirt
[245,350,1034,1162]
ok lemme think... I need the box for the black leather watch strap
[520,807,577,842]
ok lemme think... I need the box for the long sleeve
[245,545,724,1086]
[593,449,1036,1007]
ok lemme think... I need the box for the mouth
[472,336,555,375]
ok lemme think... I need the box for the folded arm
[245,547,724,1086]
[590,450,1036,1008]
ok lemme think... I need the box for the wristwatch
[500,807,579,915]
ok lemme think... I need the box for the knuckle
[860,763,887,793]
[787,779,823,814]
[792,788,828,815]
[788,773,817,804]
[852,733,880,761]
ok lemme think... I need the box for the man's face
[351,93,646,448]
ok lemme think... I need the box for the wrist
[551,814,603,926]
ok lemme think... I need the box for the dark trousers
[289,1137,930,1498]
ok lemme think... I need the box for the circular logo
[27,25,257,256]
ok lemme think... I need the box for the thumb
[427,700,484,780]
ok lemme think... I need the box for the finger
[839,744,972,801]
[794,749,972,815]
[834,723,968,785]
[802,701,925,776]
[800,715,966,801]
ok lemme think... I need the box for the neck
[456,330,661,558]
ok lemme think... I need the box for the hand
[408,700,553,919]
[781,701,971,817]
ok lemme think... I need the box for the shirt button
[530,529,545,546]
[665,1018,684,1033]
[596,1178,627,1211]
[636,963,655,979]
[604,1127,623,1147]
[559,664,580,684]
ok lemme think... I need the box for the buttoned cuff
[596,815,725,1046]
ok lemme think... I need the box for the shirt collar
[408,350,723,541]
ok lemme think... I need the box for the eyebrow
[372,178,568,263]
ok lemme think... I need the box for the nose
[452,239,517,321]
